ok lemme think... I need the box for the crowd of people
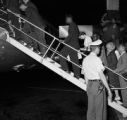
[60,15,127,120]
[0,0,47,55]
[0,1,127,119]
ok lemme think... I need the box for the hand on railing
[16,13,20,17]
[59,39,64,43]
[114,69,119,73]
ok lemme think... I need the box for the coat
[107,50,119,87]
[117,52,127,74]
[117,52,127,107]
[65,22,80,50]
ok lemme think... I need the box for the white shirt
[84,35,92,47]
[82,52,105,80]
[115,50,120,60]
[120,51,126,57]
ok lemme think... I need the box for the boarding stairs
[0,8,127,117]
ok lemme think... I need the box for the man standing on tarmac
[82,39,112,120]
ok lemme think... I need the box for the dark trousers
[119,76,127,107]
[22,23,46,55]
[9,13,22,40]
[59,45,80,78]
[87,81,107,120]
[34,27,47,54]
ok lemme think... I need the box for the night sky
[32,0,106,26]
[31,0,127,26]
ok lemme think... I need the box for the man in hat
[82,39,112,120]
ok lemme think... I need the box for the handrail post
[1,9,127,84]
[41,38,56,61]
[51,42,61,59]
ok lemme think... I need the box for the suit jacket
[7,0,20,13]
[7,0,20,27]
[65,22,80,50]
[107,50,119,86]
[117,52,127,74]
[100,46,107,66]
[25,2,45,28]
[102,23,120,43]
[107,50,118,70]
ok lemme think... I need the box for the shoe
[26,44,33,50]
[20,40,27,46]
[36,51,41,55]
[54,56,59,60]
[62,69,70,74]
[74,75,81,79]
[65,70,70,74]
[116,100,123,105]
[60,67,70,74]
[115,96,121,101]
[33,49,42,54]
[70,72,74,76]
[79,78,86,83]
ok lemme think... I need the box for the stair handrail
[1,11,127,116]
[0,18,82,69]
[1,9,127,89]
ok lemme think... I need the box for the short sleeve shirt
[84,36,92,47]
[82,52,105,80]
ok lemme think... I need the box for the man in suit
[115,43,127,118]
[106,42,120,102]
[20,0,46,55]
[0,0,9,31]
[102,18,120,46]
[7,0,21,39]
[59,15,80,79]
[0,0,21,38]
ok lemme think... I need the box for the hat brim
[90,39,102,46]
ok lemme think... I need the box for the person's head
[92,34,100,41]
[19,4,27,11]
[91,45,101,55]
[117,43,126,54]
[79,32,86,39]
[22,0,29,4]
[106,41,115,53]
[90,39,102,55]
[111,18,116,24]
[65,15,73,24]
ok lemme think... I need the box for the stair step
[3,29,127,116]
[45,57,61,68]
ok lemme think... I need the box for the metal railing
[0,9,127,90]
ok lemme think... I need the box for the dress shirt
[82,52,105,80]
[84,35,92,47]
